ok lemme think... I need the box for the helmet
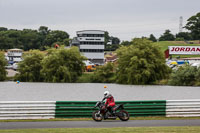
[104,91,110,98]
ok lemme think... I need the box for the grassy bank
[154,41,200,52]
[1,127,200,133]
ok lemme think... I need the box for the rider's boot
[110,108,116,116]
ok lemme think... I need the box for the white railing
[166,99,200,117]
[0,101,56,120]
[1,100,200,120]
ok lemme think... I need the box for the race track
[1,120,200,129]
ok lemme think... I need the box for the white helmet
[104,91,110,98]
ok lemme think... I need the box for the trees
[0,26,70,51]
[38,26,50,50]
[14,46,86,83]
[0,27,8,31]
[120,41,131,46]
[38,26,50,36]
[91,62,115,83]
[110,36,120,45]
[175,32,192,41]
[0,30,22,50]
[185,12,200,40]
[45,30,70,47]
[149,34,157,42]
[19,29,41,50]
[159,30,175,41]
[0,32,8,50]
[41,46,86,82]
[0,53,7,81]
[104,31,120,51]
[15,50,44,82]
[116,38,170,84]
[107,37,121,51]
[104,31,110,46]
[168,65,197,86]
[0,28,40,50]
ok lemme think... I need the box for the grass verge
[0,126,200,133]
[1,116,200,122]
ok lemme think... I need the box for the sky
[0,0,199,41]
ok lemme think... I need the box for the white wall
[77,30,105,34]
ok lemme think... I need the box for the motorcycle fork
[97,111,101,114]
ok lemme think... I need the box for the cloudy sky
[0,0,199,41]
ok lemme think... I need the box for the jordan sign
[169,46,200,55]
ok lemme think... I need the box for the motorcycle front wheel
[118,110,129,121]
[92,111,103,122]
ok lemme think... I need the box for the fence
[166,99,200,117]
[0,99,199,120]
[0,101,56,120]
[55,100,166,118]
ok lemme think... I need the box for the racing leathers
[105,94,115,114]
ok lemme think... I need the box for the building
[71,30,105,65]
[5,49,23,64]
[105,52,118,63]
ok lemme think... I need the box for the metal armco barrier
[55,101,96,118]
[55,100,166,118]
[166,99,200,117]
[119,101,166,117]
[0,99,200,119]
[0,101,56,120]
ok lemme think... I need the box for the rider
[103,86,116,115]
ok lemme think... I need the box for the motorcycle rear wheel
[92,111,103,122]
[118,110,129,121]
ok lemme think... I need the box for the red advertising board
[169,46,200,55]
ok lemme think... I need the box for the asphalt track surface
[1,120,200,129]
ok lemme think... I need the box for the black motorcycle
[92,99,129,122]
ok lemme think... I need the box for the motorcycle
[92,98,129,122]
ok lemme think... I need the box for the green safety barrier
[55,100,166,118]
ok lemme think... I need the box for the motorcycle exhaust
[107,116,117,119]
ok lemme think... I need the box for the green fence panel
[55,100,166,118]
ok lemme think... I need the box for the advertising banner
[169,46,200,55]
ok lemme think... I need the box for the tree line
[0,26,70,51]
[105,12,200,50]
[149,12,200,42]
[0,12,199,51]
[122,12,200,46]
